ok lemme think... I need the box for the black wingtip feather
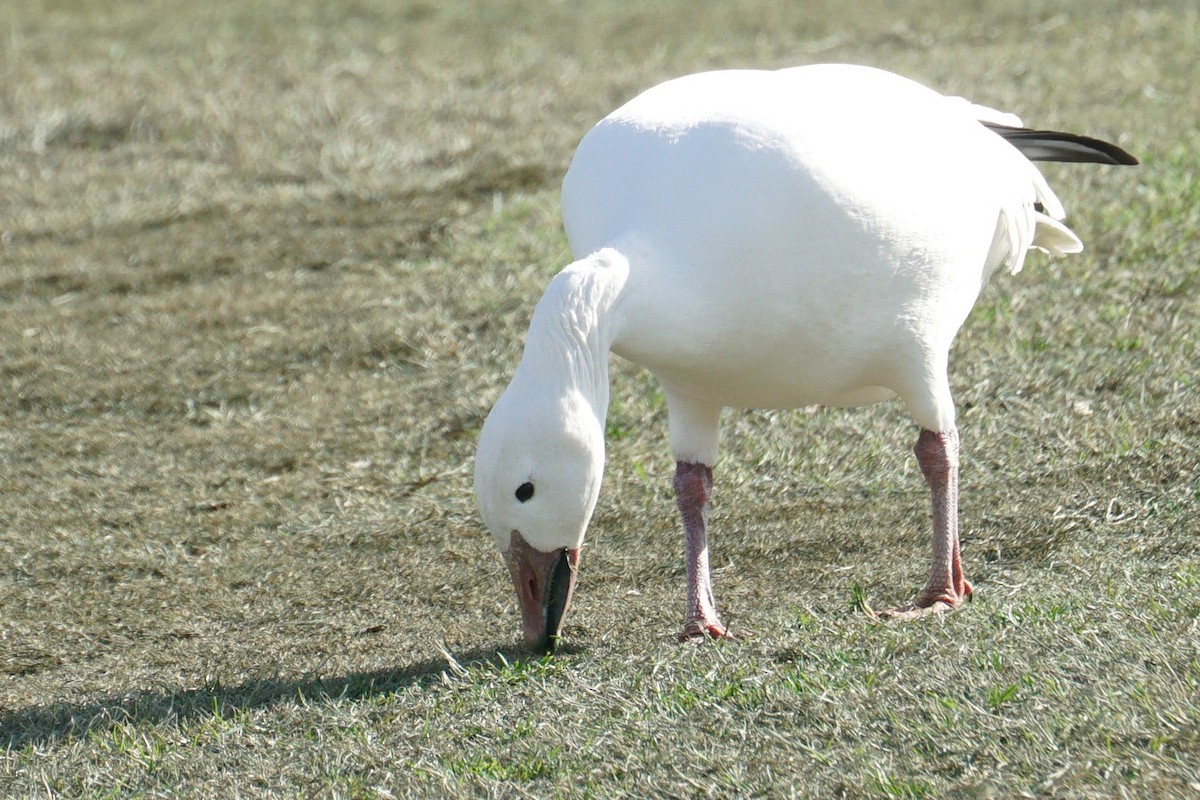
[983,122,1139,166]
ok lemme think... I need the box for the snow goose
[474,64,1137,652]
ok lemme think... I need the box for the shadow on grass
[1,641,582,750]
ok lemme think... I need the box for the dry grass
[1,0,1197,797]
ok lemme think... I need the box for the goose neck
[517,248,630,417]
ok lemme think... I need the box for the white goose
[474,64,1136,652]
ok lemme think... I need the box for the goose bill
[505,531,580,653]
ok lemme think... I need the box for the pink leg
[674,461,737,641]
[882,427,974,619]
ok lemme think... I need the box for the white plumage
[474,64,1135,651]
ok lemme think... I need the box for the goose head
[474,380,605,653]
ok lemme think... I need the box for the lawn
[1,0,1197,797]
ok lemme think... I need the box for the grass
[1,0,1198,797]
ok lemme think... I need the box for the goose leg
[674,460,736,640]
[883,427,973,619]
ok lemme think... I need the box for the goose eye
[515,482,535,503]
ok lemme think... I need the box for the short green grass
[2,0,1197,797]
